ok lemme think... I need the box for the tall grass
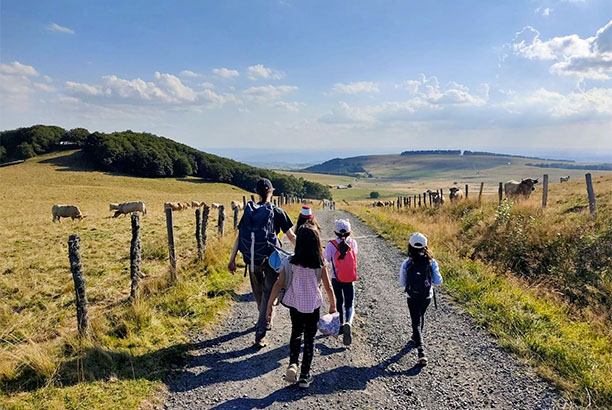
[0,152,281,409]
[346,175,612,407]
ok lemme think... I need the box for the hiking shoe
[417,349,428,366]
[338,324,345,336]
[254,337,268,348]
[285,364,298,383]
[343,323,352,346]
[298,374,313,389]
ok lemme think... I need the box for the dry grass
[0,151,305,409]
[345,175,612,407]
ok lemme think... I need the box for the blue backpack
[238,201,278,271]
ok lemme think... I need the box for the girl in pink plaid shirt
[267,225,336,389]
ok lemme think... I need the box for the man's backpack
[238,201,278,271]
[330,239,357,283]
[404,259,433,299]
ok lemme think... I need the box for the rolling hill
[290,151,612,201]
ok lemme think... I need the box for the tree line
[0,125,332,199]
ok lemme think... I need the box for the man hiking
[228,178,296,347]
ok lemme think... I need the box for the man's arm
[227,235,240,274]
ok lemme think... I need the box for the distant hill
[0,125,332,199]
[304,151,608,179]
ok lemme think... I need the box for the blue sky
[1,0,611,162]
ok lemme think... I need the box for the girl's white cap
[409,232,428,249]
[334,219,351,233]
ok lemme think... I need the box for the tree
[16,142,35,159]
[0,146,6,162]
[65,128,90,145]
[370,191,380,199]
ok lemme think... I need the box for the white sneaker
[285,363,298,383]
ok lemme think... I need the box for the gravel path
[162,210,566,410]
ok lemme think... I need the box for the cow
[109,201,146,217]
[504,178,539,199]
[560,176,570,183]
[429,191,444,206]
[52,205,86,222]
[449,187,464,202]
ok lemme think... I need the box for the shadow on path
[205,343,421,410]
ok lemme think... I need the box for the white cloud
[212,68,239,78]
[200,82,215,89]
[179,70,201,78]
[319,102,376,124]
[0,61,39,77]
[396,74,488,106]
[511,20,612,79]
[242,85,297,102]
[247,64,284,80]
[274,101,305,112]
[63,72,240,109]
[0,61,41,98]
[508,87,612,117]
[332,81,380,94]
[33,83,57,92]
[535,7,553,16]
[46,23,75,35]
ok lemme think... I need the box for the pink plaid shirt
[282,264,322,313]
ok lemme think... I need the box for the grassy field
[282,154,612,201]
[343,175,612,407]
[0,151,303,409]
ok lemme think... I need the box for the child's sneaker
[417,349,428,366]
[285,363,298,383]
[343,323,352,346]
[298,374,313,389]
[254,337,268,348]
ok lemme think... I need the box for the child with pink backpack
[324,219,358,345]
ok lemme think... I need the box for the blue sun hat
[268,246,292,271]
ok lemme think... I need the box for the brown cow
[504,178,539,198]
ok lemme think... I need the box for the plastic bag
[317,312,340,336]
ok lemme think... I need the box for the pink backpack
[330,239,357,283]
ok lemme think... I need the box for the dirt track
[162,210,566,409]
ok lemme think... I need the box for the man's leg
[254,264,279,343]
[249,265,264,310]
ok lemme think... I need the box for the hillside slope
[0,151,302,409]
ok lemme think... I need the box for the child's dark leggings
[331,279,355,325]
[289,307,319,377]
[407,297,431,349]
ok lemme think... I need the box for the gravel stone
[163,210,569,410]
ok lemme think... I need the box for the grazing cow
[191,201,205,208]
[449,187,464,202]
[375,201,385,207]
[110,201,146,218]
[164,202,183,211]
[52,205,86,222]
[430,191,444,206]
[560,176,570,183]
[504,178,539,199]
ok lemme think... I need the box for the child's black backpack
[238,201,277,271]
[404,259,433,299]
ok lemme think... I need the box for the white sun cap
[409,232,428,249]
[334,219,351,233]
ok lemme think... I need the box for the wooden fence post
[418,194,421,207]
[407,196,411,208]
[465,184,469,199]
[440,188,444,204]
[130,213,142,300]
[585,173,597,218]
[428,192,432,206]
[423,192,427,207]
[233,205,239,230]
[68,234,89,336]
[498,182,503,204]
[195,208,203,260]
[165,207,177,282]
[250,194,255,202]
[478,182,484,206]
[218,205,226,235]
[202,204,210,256]
[243,195,247,208]
[542,174,549,208]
